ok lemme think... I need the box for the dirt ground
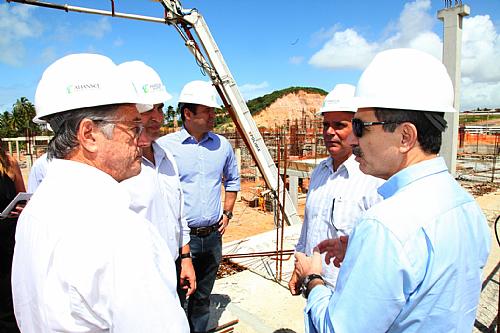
[222,180,306,243]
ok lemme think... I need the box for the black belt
[190,224,219,237]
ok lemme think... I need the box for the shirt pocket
[331,198,364,236]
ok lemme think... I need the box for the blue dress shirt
[305,157,491,332]
[158,128,240,228]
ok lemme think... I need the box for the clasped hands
[288,236,349,295]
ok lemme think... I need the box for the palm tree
[0,111,16,138]
[11,97,39,137]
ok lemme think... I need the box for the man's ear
[183,108,191,121]
[398,122,418,153]
[77,118,99,153]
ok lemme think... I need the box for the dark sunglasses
[351,118,402,137]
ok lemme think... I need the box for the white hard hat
[317,84,356,115]
[118,60,172,113]
[34,53,147,123]
[178,80,219,108]
[355,48,456,113]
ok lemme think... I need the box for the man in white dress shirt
[119,61,196,298]
[12,53,189,332]
[289,84,383,293]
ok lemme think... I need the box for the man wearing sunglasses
[288,84,383,295]
[11,54,189,332]
[295,48,491,332]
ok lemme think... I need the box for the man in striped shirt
[288,84,383,293]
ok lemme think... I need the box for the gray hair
[46,104,121,159]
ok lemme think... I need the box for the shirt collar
[324,154,356,176]
[179,126,214,144]
[378,157,448,199]
[142,141,167,167]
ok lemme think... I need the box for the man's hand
[218,215,229,235]
[180,258,197,297]
[288,269,301,296]
[294,249,322,281]
[317,235,349,268]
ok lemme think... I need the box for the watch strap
[301,273,324,298]
[180,252,191,259]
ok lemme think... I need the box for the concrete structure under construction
[438,4,470,176]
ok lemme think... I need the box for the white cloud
[309,0,500,109]
[81,17,112,39]
[0,4,43,66]
[309,28,378,69]
[239,81,270,100]
[461,78,500,110]
[289,56,304,65]
[309,0,441,70]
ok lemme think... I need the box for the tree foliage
[0,97,44,138]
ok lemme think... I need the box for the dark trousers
[182,230,222,333]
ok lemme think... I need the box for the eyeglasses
[351,118,402,138]
[95,119,144,140]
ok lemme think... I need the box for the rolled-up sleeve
[222,141,240,192]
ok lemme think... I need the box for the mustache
[352,146,363,157]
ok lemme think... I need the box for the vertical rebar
[279,128,288,282]
[492,133,498,183]
[275,127,281,279]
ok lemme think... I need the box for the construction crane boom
[6,0,302,225]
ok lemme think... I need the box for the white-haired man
[12,54,189,332]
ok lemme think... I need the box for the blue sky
[1,0,499,113]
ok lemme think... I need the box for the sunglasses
[351,118,402,137]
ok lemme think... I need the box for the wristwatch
[300,273,324,298]
[180,252,191,259]
[223,210,233,219]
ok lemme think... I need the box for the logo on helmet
[66,83,101,94]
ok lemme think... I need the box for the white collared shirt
[12,159,189,332]
[296,155,384,288]
[121,142,190,259]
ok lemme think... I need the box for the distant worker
[118,61,196,299]
[295,48,491,332]
[288,84,383,294]
[12,53,189,332]
[158,80,240,333]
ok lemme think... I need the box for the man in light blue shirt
[295,48,491,332]
[158,80,240,333]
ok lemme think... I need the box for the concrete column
[438,4,470,176]
[16,140,20,160]
[289,175,299,211]
[8,141,12,155]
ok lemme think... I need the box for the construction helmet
[178,80,219,108]
[118,60,172,113]
[355,48,456,113]
[317,84,356,115]
[33,53,146,123]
